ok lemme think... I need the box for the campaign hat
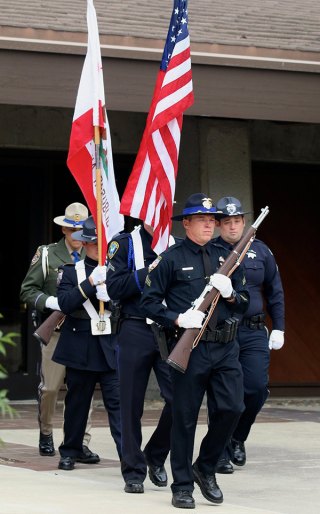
[53,203,88,228]
[214,196,251,219]
[171,193,216,221]
[71,216,97,242]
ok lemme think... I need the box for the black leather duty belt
[121,314,146,322]
[201,329,234,344]
[70,311,91,320]
[241,313,266,330]
[201,317,239,344]
[172,317,239,344]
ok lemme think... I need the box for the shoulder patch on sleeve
[108,241,119,259]
[148,255,162,273]
[31,247,41,266]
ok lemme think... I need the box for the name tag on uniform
[182,267,194,271]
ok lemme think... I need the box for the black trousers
[170,339,244,493]
[233,325,270,442]
[59,367,121,458]
[118,319,173,484]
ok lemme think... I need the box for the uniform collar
[84,256,98,268]
[65,239,84,257]
[214,236,234,252]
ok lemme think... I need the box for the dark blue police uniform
[140,236,249,494]
[214,236,284,443]
[106,226,173,487]
[52,256,121,460]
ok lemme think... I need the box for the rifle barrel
[251,206,269,229]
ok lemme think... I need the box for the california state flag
[67,0,124,262]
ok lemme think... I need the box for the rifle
[33,310,66,346]
[166,206,269,373]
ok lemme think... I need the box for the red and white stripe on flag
[120,0,193,254]
[67,0,124,262]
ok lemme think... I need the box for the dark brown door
[252,162,320,389]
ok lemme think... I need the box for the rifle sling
[200,246,218,331]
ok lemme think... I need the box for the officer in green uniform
[20,203,99,463]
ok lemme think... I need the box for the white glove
[269,330,284,350]
[96,284,110,302]
[210,273,233,298]
[45,296,61,311]
[89,265,106,285]
[177,308,205,329]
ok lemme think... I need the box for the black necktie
[200,246,218,330]
[200,246,212,282]
[71,251,80,263]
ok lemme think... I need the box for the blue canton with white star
[160,0,189,71]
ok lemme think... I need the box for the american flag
[120,0,193,254]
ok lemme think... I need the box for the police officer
[140,193,249,509]
[52,215,121,470]
[106,222,173,493]
[20,203,96,459]
[213,197,285,474]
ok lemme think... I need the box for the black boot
[230,438,246,466]
[39,432,55,456]
[172,491,195,509]
[192,461,223,504]
[215,458,234,474]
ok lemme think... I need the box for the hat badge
[202,198,213,209]
[73,213,81,222]
[226,203,237,215]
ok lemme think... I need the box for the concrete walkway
[1,399,320,514]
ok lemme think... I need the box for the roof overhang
[1,27,320,122]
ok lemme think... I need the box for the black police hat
[214,197,250,219]
[171,193,216,221]
[71,215,97,242]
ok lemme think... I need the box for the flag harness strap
[130,225,176,271]
[131,225,144,270]
[75,260,110,321]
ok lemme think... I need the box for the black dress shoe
[215,458,234,474]
[192,461,223,504]
[172,491,195,509]
[75,446,100,464]
[230,439,246,466]
[124,482,144,493]
[39,432,55,457]
[143,452,168,487]
[58,456,75,471]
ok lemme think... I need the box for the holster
[150,322,169,360]
[110,301,121,335]
[31,309,40,329]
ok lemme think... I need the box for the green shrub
[0,313,19,419]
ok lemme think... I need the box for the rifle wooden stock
[33,310,66,346]
[167,206,269,373]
